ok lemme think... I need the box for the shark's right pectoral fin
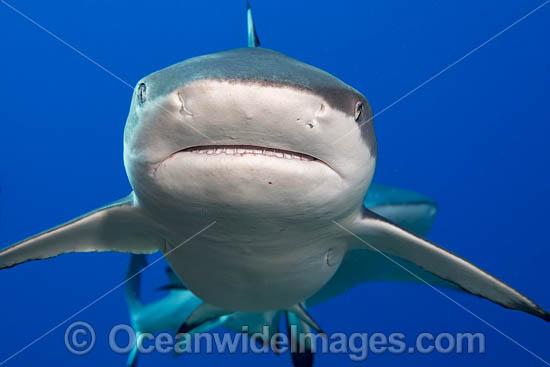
[0,193,164,270]
[347,208,550,322]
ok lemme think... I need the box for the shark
[0,1,548,356]
[124,183,444,366]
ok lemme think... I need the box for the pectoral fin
[345,208,550,321]
[0,193,163,269]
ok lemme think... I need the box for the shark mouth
[181,145,318,162]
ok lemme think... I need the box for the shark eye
[354,101,363,122]
[137,83,147,104]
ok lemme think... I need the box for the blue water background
[0,1,549,366]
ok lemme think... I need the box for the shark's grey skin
[0,2,548,340]
[124,183,442,366]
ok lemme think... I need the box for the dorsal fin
[247,0,261,47]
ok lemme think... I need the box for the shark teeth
[183,145,316,161]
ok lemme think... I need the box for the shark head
[123,47,376,223]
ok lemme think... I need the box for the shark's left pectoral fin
[347,208,550,322]
[0,193,163,270]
